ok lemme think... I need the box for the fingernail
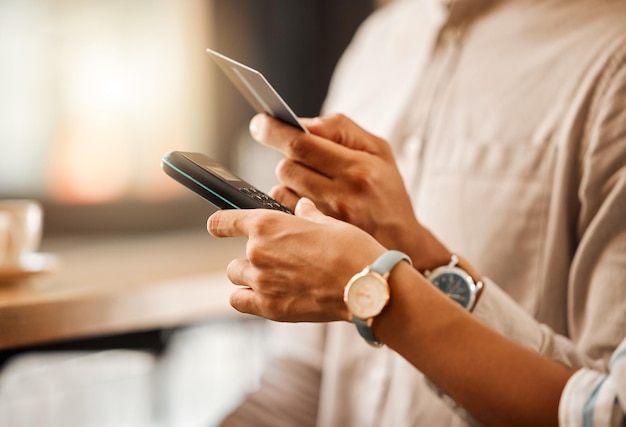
[298,197,315,207]
[250,115,264,139]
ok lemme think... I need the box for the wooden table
[0,228,247,351]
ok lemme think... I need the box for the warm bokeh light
[49,117,134,204]
[0,0,215,204]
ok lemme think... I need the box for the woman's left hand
[207,198,387,322]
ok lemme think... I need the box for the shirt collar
[428,0,502,27]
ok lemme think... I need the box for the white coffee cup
[0,200,43,269]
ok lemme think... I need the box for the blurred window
[0,0,216,234]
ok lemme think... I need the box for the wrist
[371,261,455,350]
[409,226,453,273]
[402,225,484,292]
[373,219,452,273]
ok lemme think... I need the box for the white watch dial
[344,272,389,319]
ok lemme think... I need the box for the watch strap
[353,317,382,347]
[352,250,412,347]
[369,250,412,276]
[454,254,482,286]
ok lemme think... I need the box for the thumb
[294,197,328,223]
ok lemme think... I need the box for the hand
[207,198,387,322]
[249,113,451,271]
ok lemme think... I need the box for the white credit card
[207,48,308,133]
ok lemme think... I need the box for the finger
[294,198,329,224]
[268,185,300,210]
[275,157,334,197]
[229,283,286,320]
[250,114,358,178]
[229,287,261,316]
[207,209,261,238]
[300,113,389,157]
[225,258,251,287]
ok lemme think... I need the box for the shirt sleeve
[472,279,604,369]
[558,339,626,427]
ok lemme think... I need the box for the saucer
[0,252,61,281]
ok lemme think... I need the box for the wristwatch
[343,250,412,347]
[426,255,483,311]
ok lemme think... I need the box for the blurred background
[0,0,381,237]
[0,1,388,426]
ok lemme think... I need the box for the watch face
[431,271,472,309]
[344,272,389,319]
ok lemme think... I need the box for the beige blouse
[221,0,626,426]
